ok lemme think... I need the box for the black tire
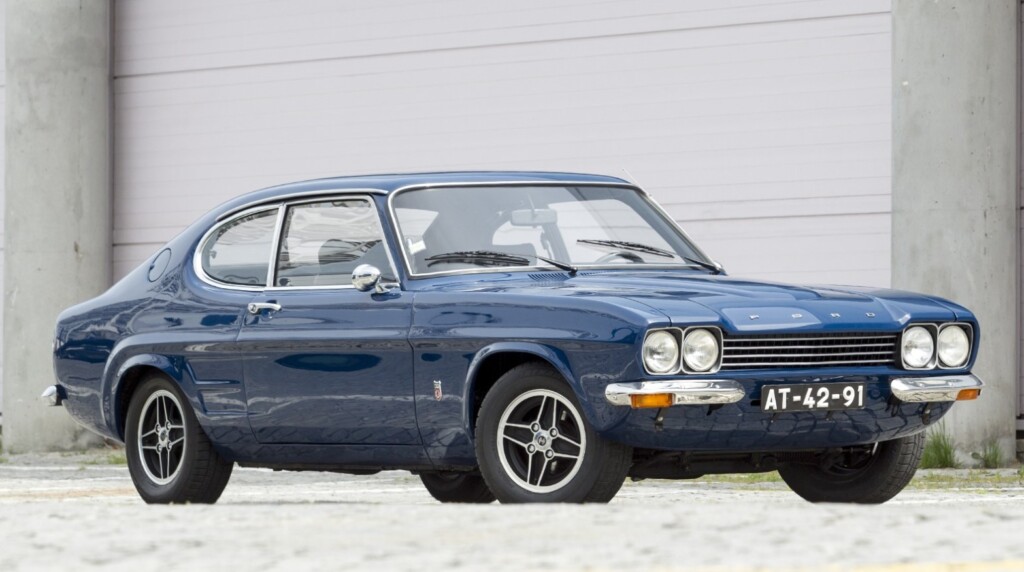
[420,472,496,503]
[475,362,632,503]
[125,375,233,504]
[779,432,925,504]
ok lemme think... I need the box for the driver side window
[274,199,393,287]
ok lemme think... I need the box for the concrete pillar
[892,0,1019,462]
[3,0,111,452]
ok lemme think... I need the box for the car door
[238,196,418,445]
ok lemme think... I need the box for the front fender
[462,341,577,436]
[462,341,637,437]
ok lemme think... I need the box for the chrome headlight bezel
[641,326,723,375]
[937,323,973,369]
[681,327,723,374]
[900,324,937,370]
[642,329,681,375]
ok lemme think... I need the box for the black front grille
[720,332,898,369]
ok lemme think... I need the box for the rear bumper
[40,385,65,407]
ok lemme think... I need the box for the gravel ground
[0,451,1022,572]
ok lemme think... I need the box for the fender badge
[433,380,443,401]
[791,313,803,319]
[749,314,760,320]
[865,312,876,318]
[830,313,841,318]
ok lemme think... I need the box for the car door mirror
[352,264,390,294]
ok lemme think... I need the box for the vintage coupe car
[49,171,983,505]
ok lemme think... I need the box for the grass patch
[920,425,959,469]
[81,449,127,466]
[0,456,7,464]
[977,440,1005,469]
[693,471,783,484]
[909,469,1024,489]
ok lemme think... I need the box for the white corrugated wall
[112,0,892,285]
[0,0,6,412]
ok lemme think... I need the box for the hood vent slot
[528,273,569,281]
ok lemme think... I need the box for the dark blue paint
[239,289,417,445]
[52,172,980,472]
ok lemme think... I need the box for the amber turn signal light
[956,388,981,401]
[630,393,673,408]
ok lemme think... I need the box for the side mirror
[352,264,390,294]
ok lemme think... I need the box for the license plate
[761,382,865,412]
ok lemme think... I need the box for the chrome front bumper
[605,373,984,407]
[605,380,745,406]
[890,374,983,402]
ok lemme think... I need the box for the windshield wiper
[425,250,578,275]
[577,239,721,274]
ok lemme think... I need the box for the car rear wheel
[125,374,233,504]
[779,432,925,504]
[475,363,632,503]
[419,472,496,503]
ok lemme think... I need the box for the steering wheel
[595,251,644,264]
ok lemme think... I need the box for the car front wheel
[779,432,925,504]
[475,363,632,503]
[125,374,233,504]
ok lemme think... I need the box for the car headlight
[937,325,970,368]
[901,326,935,369]
[643,330,680,374]
[682,328,719,372]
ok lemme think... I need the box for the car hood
[420,272,970,332]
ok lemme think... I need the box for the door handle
[247,302,282,315]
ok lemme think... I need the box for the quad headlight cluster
[642,327,722,375]
[901,323,972,370]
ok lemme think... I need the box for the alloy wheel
[136,389,187,485]
[496,388,587,493]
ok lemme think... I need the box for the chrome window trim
[270,194,401,291]
[193,204,281,292]
[195,191,401,293]
[386,181,717,279]
[265,204,287,287]
[215,188,388,222]
[900,323,939,370]
[936,322,974,370]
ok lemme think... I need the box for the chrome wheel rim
[137,389,187,486]
[496,389,586,494]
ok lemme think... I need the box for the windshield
[391,185,710,275]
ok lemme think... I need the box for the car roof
[215,171,635,219]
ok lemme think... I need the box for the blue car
[49,172,983,504]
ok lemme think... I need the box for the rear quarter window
[200,209,277,287]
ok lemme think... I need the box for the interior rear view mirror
[510,208,557,226]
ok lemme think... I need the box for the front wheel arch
[464,344,579,440]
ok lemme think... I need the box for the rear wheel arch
[112,358,186,440]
